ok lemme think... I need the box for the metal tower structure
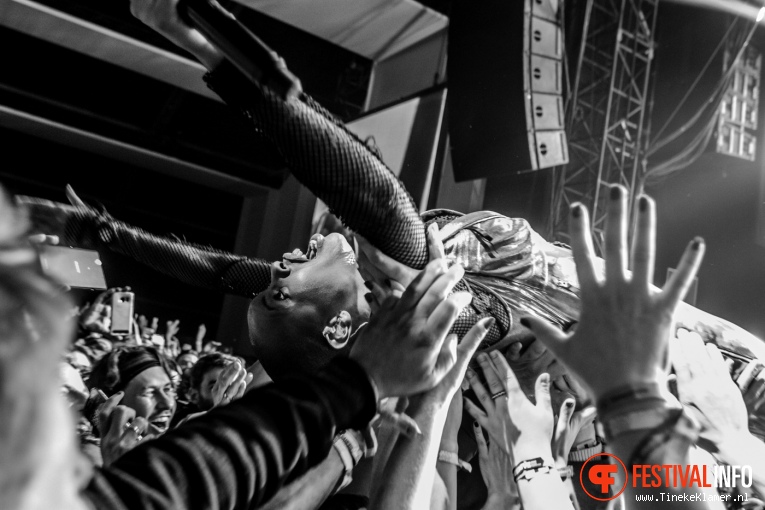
[549,0,658,252]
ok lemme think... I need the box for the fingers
[417,264,466,320]
[555,398,575,444]
[356,234,414,286]
[427,223,446,261]
[631,195,656,288]
[705,343,730,381]
[464,397,489,430]
[122,416,149,444]
[488,353,524,403]
[425,291,472,337]
[457,318,495,362]
[431,334,459,391]
[107,405,136,440]
[65,184,87,208]
[507,342,522,361]
[477,351,504,396]
[442,319,495,387]
[568,203,600,290]
[534,373,552,411]
[604,185,628,281]
[519,316,570,364]
[474,421,489,460]
[398,258,449,310]
[661,237,705,309]
[233,371,253,400]
[466,367,495,416]
[97,391,124,434]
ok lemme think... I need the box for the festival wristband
[513,457,555,482]
[438,450,472,473]
[596,382,666,417]
[601,406,676,440]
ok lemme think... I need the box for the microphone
[177,0,302,101]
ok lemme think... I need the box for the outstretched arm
[131,0,430,270]
[19,194,271,298]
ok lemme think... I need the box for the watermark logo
[580,453,629,501]
[578,452,753,502]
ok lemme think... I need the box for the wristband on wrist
[568,438,605,462]
[597,382,666,417]
[438,450,472,473]
[332,430,364,491]
[601,405,677,440]
[628,407,700,467]
[512,457,555,483]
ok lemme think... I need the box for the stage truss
[549,0,658,253]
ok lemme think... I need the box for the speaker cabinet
[448,0,569,181]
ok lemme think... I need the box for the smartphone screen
[38,246,107,290]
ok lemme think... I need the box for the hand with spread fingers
[464,352,554,461]
[520,186,705,403]
[349,258,474,399]
[464,352,574,510]
[97,392,150,466]
[210,360,254,408]
[358,222,445,314]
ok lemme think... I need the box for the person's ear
[322,311,352,350]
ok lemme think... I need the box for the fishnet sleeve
[20,198,270,298]
[204,61,429,270]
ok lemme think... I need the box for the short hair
[188,352,235,392]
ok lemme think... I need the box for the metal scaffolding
[549,0,658,253]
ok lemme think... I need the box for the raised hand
[671,329,748,439]
[97,392,150,466]
[552,401,596,469]
[129,0,223,69]
[80,287,130,334]
[464,352,555,460]
[210,360,254,408]
[474,422,520,510]
[358,222,445,305]
[521,186,705,403]
[349,259,474,398]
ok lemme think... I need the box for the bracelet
[512,457,555,482]
[568,439,605,462]
[601,405,677,440]
[558,465,574,480]
[597,382,666,417]
[438,450,472,473]
[337,430,364,465]
[628,407,700,467]
[736,360,765,391]
[332,431,363,491]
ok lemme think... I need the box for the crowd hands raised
[4,180,762,510]
[2,0,765,508]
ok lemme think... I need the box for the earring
[323,310,353,349]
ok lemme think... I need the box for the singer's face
[247,233,370,379]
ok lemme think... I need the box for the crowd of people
[3,1,765,509]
